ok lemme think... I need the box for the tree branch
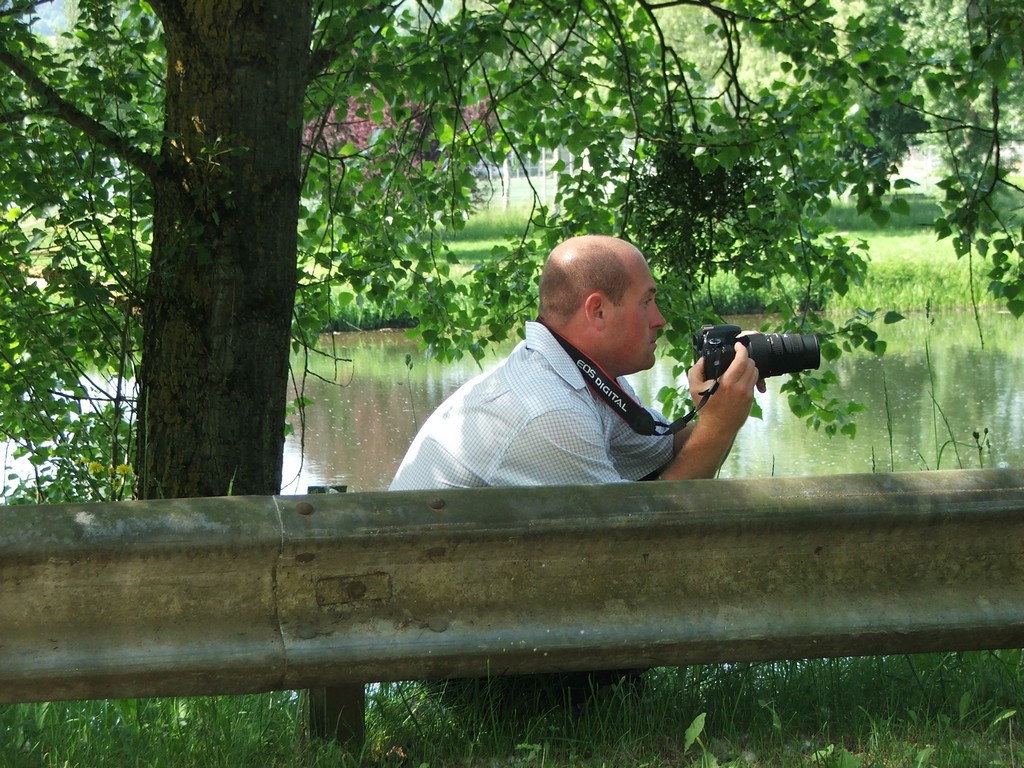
[0,45,160,180]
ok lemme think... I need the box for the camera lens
[745,333,821,378]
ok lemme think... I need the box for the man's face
[603,254,666,378]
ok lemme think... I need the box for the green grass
[704,197,995,316]
[821,197,984,314]
[3,652,1021,766]
[327,196,998,330]
[701,227,976,316]
[367,656,1023,766]
[834,235,973,312]
[0,694,309,767]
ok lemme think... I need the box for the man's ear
[583,291,607,327]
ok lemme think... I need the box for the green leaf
[716,145,740,170]
[869,208,891,226]
[683,712,706,752]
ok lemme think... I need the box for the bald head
[538,235,646,325]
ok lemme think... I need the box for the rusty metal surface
[2,469,1023,703]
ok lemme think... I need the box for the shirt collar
[524,320,587,390]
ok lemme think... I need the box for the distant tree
[894,0,1024,317]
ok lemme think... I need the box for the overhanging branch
[0,46,160,180]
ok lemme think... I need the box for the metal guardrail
[3,469,1024,706]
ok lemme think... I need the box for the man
[390,234,764,712]
[390,234,761,491]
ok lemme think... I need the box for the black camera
[693,323,820,380]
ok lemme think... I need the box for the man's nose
[652,303,667,328]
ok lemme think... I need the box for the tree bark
[137,0,312,498]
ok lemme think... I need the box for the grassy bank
[699,230,972,316]
[3,652,1021,766]
[324,197,992,330]
[662,196,986,316]
[717,197,981,316]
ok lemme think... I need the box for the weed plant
[3,651,1021,766]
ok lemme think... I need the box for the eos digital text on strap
[537,319,716,437]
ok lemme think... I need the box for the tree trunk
[137,0,312,498]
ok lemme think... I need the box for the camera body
[693,324,821,380]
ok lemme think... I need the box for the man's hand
[661,340,763,481]
[689,339,760,430]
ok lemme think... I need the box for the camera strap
[538,321,716,437]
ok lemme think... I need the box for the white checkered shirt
[389,321,675,489]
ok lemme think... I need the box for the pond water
[281,310,1024,493]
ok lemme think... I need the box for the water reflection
[282,311,1023,493]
